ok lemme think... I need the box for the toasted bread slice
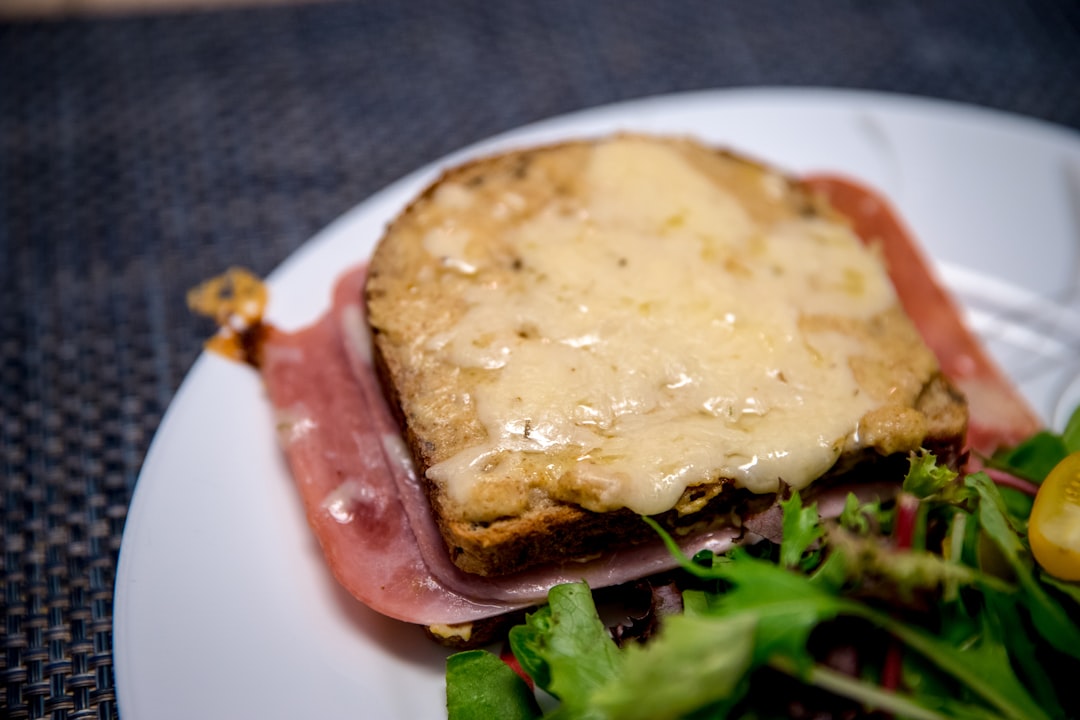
[366,135,967,576]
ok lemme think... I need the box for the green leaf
[966,473,1027,559]
[589,613,757,720]
[680,588,713,617]
[990,431,1067,483]
[996,486,1034,529]
[508,582,622,707]
[770,655,1000,720]
[694,547,1045,720]
[837,492,890,535]
[942,511,971,602]
[687,550,849,669]
[838,492,868,533]
[966,472,1080,660]
[903,450,960,499]
[641,516,721,582]
[980,589,1065,718]
[1041,572,1080,605]
[780,490,824,570]
[511,605,555,691]
[1063,404,1080,453]
[853,602,1050,720]
[446,650,543,720]
[899,601,973,701]
[808,543,850,592]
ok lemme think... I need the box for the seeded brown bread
[365,135,968,577]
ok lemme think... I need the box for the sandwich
[190,133,1041,647]
[364,134,967,588]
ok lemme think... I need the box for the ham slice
[261,269,509,623]
[258,176,1040,626]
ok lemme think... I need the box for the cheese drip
[425,138,899,517]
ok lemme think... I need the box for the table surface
[3,2,1080,718]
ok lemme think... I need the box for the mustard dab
[187,267,269,364]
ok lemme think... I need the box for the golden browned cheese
[366,135,967,576]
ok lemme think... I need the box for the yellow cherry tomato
[1028,451,1080,581]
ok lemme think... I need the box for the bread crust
[366,135,967,577]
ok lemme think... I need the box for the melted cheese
[423,137,901,517]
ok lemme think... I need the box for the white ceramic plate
[114,88,1080,719]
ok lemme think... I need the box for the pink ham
[803,175,1043,456]
[262,268,517,624]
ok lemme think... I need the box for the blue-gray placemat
[2,1,1078,717]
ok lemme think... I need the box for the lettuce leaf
[904,451,961,500]
[990,431,1067,483]
[508,582,622,709]
[588,613,756,720]
[446,650,542,720]
[780,490,823,570]
[989,404,1080,480]
[1064,403,1080,453]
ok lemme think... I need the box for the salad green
[446,408,1080,719]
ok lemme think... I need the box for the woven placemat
[1,1,1078,717]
